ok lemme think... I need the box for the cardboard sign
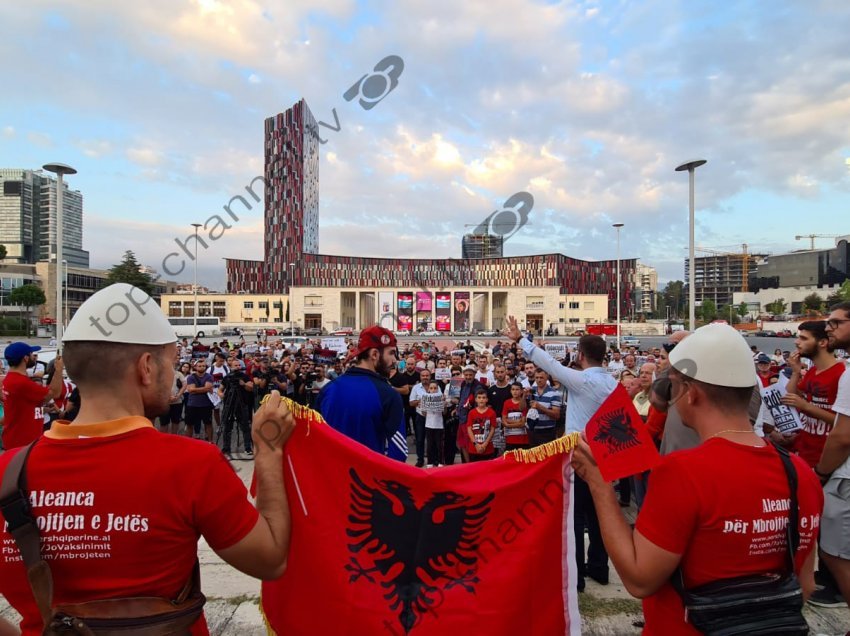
[321,337,347,353]
[544,343,567,361]
[448,377,463,399]
[420,393,445,413]
[760,384,803,434]
[434,368,451,381]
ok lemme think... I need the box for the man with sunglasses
[814,302,850,608]
[316,326,407,461]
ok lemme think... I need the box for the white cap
[63,283,177,345]
[668,323,757,388]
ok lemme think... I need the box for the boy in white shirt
[424,380,445,467]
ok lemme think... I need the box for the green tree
[662,280,686,320]
[717,304,739,324]
[700,299,717,322]
[765,298,787,315]
[106,250,154,295]
[278,298,284,322]
[0,244,7,261]
[9,284,47,337]
[802,292,824,314]
[826,280,850,307]
[737,302,750,320]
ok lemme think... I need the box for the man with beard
[1,343,65,449]
[219,356,255,459]
[316,326,407,461]
[815,302,850,608]
[0,284,295,635]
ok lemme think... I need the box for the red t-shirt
[467,407,497,455]
[792,362,845,467]
[501,399,529,446]
[1,371,49,449]
[636,438,823,635]
[0,419,259,636]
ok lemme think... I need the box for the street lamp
[613,223,624,351]
[675,159,707,331]
[191,223,202,339]
[62,259,68,329]
[42,162,77,350]
[288,262,295,337]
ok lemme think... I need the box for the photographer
[219,357,254,458]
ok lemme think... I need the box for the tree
[9,284,47,337]
[661,280,686,320]
[737,302,750,320]
[802,292,824,315]
[285,300,290,323]
[765,298,787,315]
[718,304,738,324]
[278,298,284,322]
[0,244,6,261]
[700,299,717,322]
[107,250,154,295]
[826,280,850,307]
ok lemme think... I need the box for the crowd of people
[2,281,850,634]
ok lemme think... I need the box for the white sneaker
[426,464,435,468]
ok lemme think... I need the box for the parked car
[776,330,794,338]
[477,329,498,337]
[220,327,241,336]
[419,330,439,337]
[304,327,324,336]
[452,330,471,337]
[394,329,411,337]
[331,327,354,336]
[621,336,641,347]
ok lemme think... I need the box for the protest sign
[434,368,451,381]
[321,337,347,353]
[448,377,463,399]
[420,393,445,413]
[760,383,803,434]
[544,343,567,361]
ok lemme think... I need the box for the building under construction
[684,246,765,308]
[461,233,504,259]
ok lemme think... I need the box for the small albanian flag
[585,383,660,481]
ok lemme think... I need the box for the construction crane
[795,234,840,250]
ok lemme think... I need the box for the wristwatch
[814,466,832,481]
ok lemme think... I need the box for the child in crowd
[467,388,497,461]
[502,382,529,450]
[424,380,445,466]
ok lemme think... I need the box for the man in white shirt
[607,351,625,374]
[408,369,432,468]
[816,302,850,607]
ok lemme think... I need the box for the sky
[1,0,848,290]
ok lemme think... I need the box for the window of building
[3,181,22,196]
[569,301,580,309]
[569,318,581,323]
[305,295,322,307]
[526,296,544,310]
[243,301,254,309]
[559,302,565,309]
[273,301,283,309]
[258,301,268,309]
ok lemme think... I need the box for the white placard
[434,368,451,381]
[321,337,347,354]
[420,394,445,413]
[544,343,567,361]
[760,384,803,434]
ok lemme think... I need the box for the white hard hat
[668,323,757,388]
[63,283,177,345]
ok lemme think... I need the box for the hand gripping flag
[585,383,660,482]
[257,399,583,636]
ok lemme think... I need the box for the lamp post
[191,223,202,339]
[613,223,624,351]
[675,159,707,331]
[42,162,77,350]
[62,259,68,328]
[288,262,295,337]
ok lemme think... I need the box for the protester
[316,326,407,461]
[503,315,616,593]
[159,353,187,435]
[423,380,445,467]
[0,283,295,636]
[1,343,65,450]
[755,353,776,387]
[651,331,701,455]
[185,360,215,442]
[815,301,850,608]
[502,382,529,450]
[528,369,562,448]
[408,368,433,467]
[454,366,484,463]
[571,323,823,634]
[466,389,496,461]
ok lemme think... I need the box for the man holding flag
[503,315,617,592]
[572,323,823,634]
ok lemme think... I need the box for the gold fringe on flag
[503,432,581,463]
[259,393,327,436]
[259,600,277,636]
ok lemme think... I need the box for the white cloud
[26,131,52,147]
[126,146,164,167]
[76,138,113,158]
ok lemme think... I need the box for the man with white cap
[571,323,823,634]
[0,284,295,635]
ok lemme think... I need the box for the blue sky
[1,0,848,289]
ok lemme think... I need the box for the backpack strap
[771,441,800,571]
[0,441,55,627]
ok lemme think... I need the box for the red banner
[585,383,660,481]
[259,403,582,635]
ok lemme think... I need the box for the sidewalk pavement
[3,454,849,634]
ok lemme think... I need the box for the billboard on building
[416,292,433,331]
[436,292,451,332]
[397,292,413,331]
[379,292,394,330]
[454,292,470,332]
